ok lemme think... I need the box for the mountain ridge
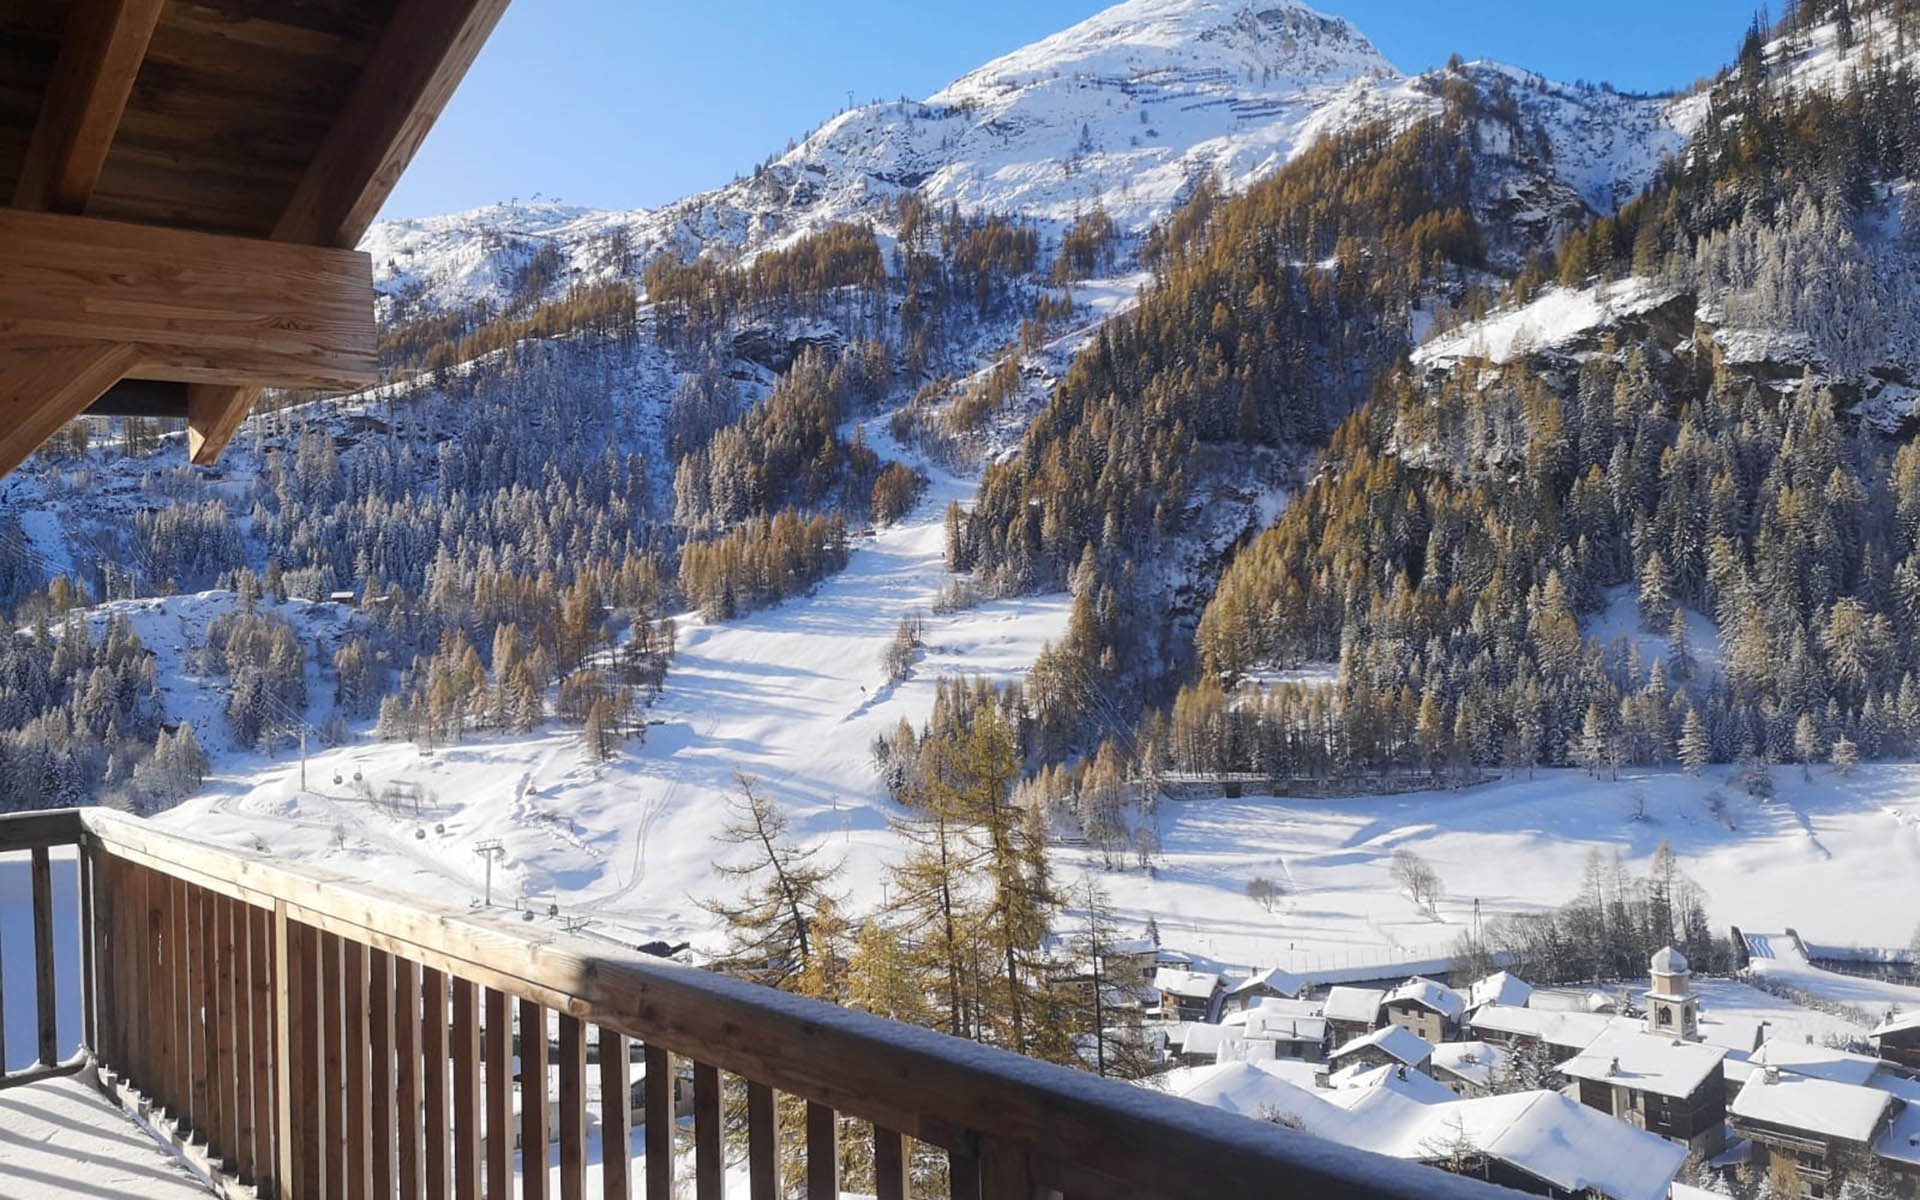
[365,0,1693,321]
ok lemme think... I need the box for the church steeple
[1645,945,1698,1040]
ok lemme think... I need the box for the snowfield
[1412,277,1682,369]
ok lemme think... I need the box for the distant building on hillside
[1465,971,1533,1014]
[1380,976,1466,1044]
[1730,1068,1898,1196]
[1559,1027,1729,1156]
[1322,985,1386,1047]
[1428,1041,1511,1098]
[1558,947,1728,1155]
[1154,967,1222,1022]
[1467,1004,1626,1066]
[1329,1025,1433,1078]
[1873,1012,1920,1071]
[1220,966,1307,1015]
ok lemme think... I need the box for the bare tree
[1390,849,1442,913]
[1247,875,1283,913]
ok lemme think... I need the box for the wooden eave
[0,0,510,477]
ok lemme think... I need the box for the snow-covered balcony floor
[0,1072,211,1199]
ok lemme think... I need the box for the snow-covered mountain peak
[361,0,1687,319]
[931,0,1396,105]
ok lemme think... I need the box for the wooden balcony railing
[0,808,1518,1199]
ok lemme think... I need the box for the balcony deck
[0,1073,211,1199]
[0,808,1521,1200]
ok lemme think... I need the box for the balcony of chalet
[0,2,1528,1198]
[0,808,1527,1200]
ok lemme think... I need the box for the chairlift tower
[474,839,506,907]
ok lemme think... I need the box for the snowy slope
[364,0,1695,318]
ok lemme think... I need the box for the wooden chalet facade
[1876,1014,1920,1071]
[1730,1070,1901,1199]
[1571,1068,1727,1156]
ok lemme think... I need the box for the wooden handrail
[1,808,1522,1199]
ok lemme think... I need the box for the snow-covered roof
[1557,1028,1727,1100]
[1179,1023,1231,1057]
[1170,1067,1686,1200]
[1873,1012,1920,1039]
[1383,976,1465,1021]
[1749,1039,1884,1087]
[1245,996,1323,1019]
[1875,1097,1920,1168]
[1429,1041,1510,1090]
[1468,1004,1626,1050]
[1460,1093,1686,1200]
[1227,966,1306,998]
[1650,945,1690,976]
[1169,1060,1338,1123]
[1321,985,1385,1024]
[1525,987,1616,1014]
[1153,967,1221,999]
[1324,1062,1455,1105]
[1731,1071,1895,1144]
[1331,1024,1431,1068]
[1340,1089,1688,1200]
[1242,1007,1328,1045]
[1466,971,1533,1012]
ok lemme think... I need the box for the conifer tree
[699,773,839,992]
[1831,734,1859,776]
[1679,708,1712,774]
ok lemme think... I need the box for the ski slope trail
[575,436,1073,934]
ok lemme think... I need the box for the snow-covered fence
[0,808,1520,1200]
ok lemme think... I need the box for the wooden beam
[0,342,137,478]
[187,384,258,465]
[0,208,376,391]
[273,0,510,248]
[14,0,166,213]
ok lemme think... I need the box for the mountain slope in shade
[364,0,1697,319]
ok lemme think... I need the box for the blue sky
[379,0,1759,221]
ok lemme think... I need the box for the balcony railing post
[78,843,97,1057]
[369,948,396,1199]
[598,1028,632,1200]
[692,1061,720,1200]
[451,978,481,1200]
[213,892,237,1171]
[746,1080,777,1200]
[169,875,190,1124]
[874,1126,908,1200]
[396,956,424,1200]
[248,901,276,1195]
[558,1013,586,1200]
[31,846,57,1067]
[521,998,550,1200]
[643,1043,671,1200]
[483,988,510,1198]
[807,1100,837,1200]
[321,930,347,1200]
[272,901,295,1199]
[345,941,372,1198]
[424,964,451,1200]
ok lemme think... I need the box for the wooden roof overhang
[0,0,510,477]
